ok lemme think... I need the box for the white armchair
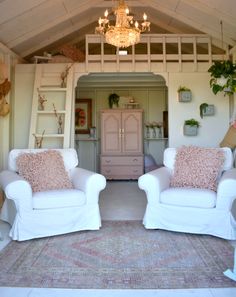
[138,147,236,240]
[0,148,106,241]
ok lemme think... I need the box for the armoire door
[101,111,122,154]
[122,111,143,154]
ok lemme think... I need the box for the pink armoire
[100,109,144,180]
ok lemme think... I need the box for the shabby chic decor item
[0,62,10,116]
[60,63,73,88]
[38,93,47,110]
[95,0,150,48]
[33,130,45,148]
[53,103,63,134]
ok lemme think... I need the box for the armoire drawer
[101,156,143,166]
[101,165,143,179]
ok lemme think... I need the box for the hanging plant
[199,103,209,118]
[208,60,236,96]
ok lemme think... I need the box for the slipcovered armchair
[138,147,236,240]
[0,148,106,241]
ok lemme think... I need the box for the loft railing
[85,34,228,73]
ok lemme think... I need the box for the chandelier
[95,0,150,48]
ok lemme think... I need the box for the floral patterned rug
[0,221,235,289]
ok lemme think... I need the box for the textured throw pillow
[170,146,225,191]
[16,150,73,192]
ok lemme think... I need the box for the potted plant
[178,86,192,102]
[199,103,215,118]
[108,93,119,108]
[199,103,209,118]
[208,60,236,96]
[184,118,200,136]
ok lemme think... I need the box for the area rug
[0,221,235,289]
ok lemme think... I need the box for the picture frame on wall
[75,99,92,134]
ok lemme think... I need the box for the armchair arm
[70,167,106,204]
[138,167,171,205]
[216,169,236,210]
[0,170,33,212]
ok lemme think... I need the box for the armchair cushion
[160,188,217,208]
[16,150,73,192]
[33,189,86,209]
[170,146,225,191]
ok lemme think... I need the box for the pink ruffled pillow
[170,146,225,191]
[16,150,73,192]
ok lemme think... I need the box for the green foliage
[177,86,191,92]
[184,118,200,127]
[208,60,236,78]
[208,60,236,96]
[199,103,209,118]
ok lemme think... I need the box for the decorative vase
[61,80,66,88]
[38,104,44,111]
[152,128,156,138]
[58,126,63,134]
[146,127,150,138]
[89,127,96,138]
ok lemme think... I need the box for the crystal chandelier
[95,0,150,48]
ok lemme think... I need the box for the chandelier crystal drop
[95,0,150,48]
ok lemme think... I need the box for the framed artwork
[75,99,92,134]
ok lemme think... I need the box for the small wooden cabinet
[100,109,143,180]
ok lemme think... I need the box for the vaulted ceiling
[0,0,235,61]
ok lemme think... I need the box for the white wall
[12,65,231,163]
[168,72,229,148]
[14,64,34,148]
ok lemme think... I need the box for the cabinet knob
[105,159,111,163]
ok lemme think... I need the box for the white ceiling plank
[141,0,235,47]
[179,0,236,41]
[0,0,235,58]
[0,0,48,24]
[1,1,66,45]
[197,0,236,22]
[20,12,102,57]
[4,0,104,48]
[181,0,236,25]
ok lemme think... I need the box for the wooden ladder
[28,63,73,149]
